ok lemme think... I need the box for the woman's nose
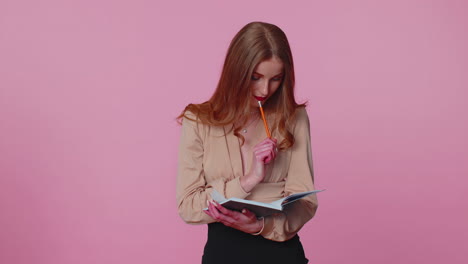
[259,80,269,95]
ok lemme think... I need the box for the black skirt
[202,223,309,264]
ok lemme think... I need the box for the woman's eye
[272,76,283,81]
[251,76,260,81]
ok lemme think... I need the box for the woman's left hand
[204,201,263,234]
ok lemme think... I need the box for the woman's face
[249,56,284,109]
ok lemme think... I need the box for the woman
[177,21,318,264]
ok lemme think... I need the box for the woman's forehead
[254,57,284,76]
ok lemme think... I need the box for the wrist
[240,174,261,193]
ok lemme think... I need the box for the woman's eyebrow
[253,71,284,76]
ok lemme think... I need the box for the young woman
[177,21,318,264]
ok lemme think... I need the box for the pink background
[1,0,467,263]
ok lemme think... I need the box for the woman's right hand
[241,138,278,192]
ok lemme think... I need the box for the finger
[220,219,235,227]
[216,203,245,222]
[254,147,275,157]
[212,202,249,223]
[241,208,256,219]
[214,202,236,218]
[260,144,277,159]
[204,208,222,222]
[210,209,237,226]
[267,138,277,146]
[255,153,271,163]
[254,151,270,162]
[254,141,276,151]
[203,209,214,219]
[253,147,274,157]
[254,139,276,150]
[255,149,275,163]
[261,137,277,144]
[253,145,277,158]
[265,149,276,164]
[210,202,235,223]
[209,201,222,221]
[269,145,277,159]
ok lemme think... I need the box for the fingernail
[242,209,246,214]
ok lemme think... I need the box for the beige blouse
[176,107,318,242]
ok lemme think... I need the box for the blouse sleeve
[176,112,251,225]
[260,107,319,241]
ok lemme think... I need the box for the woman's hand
[241,138,278,192]
[204,201,263,234]
[253,137,278,164]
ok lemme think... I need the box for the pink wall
[1,0,467,263]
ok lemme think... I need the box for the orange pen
[257,101,271,138]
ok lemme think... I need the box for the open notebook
[204,189,325,217]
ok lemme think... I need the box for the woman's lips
[254,96,267,101]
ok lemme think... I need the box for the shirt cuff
[225,176,251,199]
[209,176,251,200]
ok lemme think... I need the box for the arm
[176,113,251,224]
[260,108,319,241]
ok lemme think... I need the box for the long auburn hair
[178,21,305,150]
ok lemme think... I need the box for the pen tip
[257,101,262,107]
